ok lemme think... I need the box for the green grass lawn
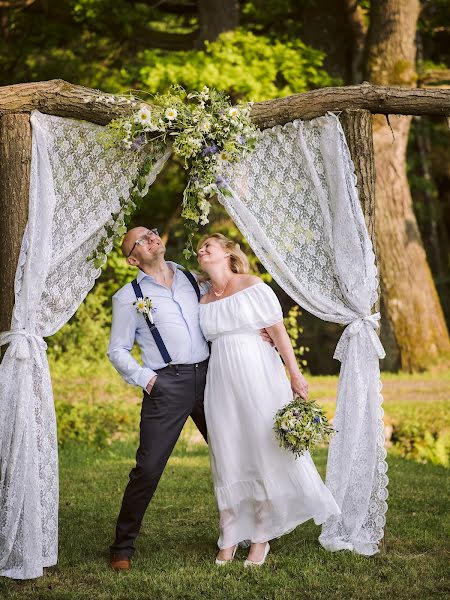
[1,434,448,600]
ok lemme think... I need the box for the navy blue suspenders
[131,268,201,364]
[178,269,201,301]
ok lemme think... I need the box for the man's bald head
[121,226,149,258]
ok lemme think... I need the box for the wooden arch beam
[0,79,449,128]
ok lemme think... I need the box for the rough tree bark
[1,80,449,126]
[339,109,376,244]
[0,113,31,356]
[365,0,450,370]
[339,108,379,313]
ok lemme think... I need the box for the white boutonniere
[134,297,154,324]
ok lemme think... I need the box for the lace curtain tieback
[0,329,48,360]
[334,313,386,361]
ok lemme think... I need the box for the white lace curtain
[0,109,386,580]
[0,111,170,579]
[219,114,387,556]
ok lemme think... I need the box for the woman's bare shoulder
[235,274,263,290]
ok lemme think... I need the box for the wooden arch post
[339,109,379,312]
[0,114,31,356]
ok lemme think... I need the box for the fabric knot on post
[0,329,48,360]
[346,312,381,336]
[334,313,385,362]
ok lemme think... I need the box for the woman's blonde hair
[197,233,250,275]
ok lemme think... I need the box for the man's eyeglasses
[127,228,159,258]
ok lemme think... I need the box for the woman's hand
[290,371,308,400]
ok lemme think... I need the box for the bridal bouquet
[273,397,334,458]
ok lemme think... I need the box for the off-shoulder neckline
[199,282,265,306]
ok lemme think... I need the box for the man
[107,226,210,570]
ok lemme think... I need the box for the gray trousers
[110,359,208,557]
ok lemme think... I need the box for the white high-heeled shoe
[215,544,237,566]
[244,542,270,567]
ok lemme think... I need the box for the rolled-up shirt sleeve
[107,295,156,390]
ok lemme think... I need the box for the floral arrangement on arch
[90,85,257,266]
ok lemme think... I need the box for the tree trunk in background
[365,0,450,370]
[196,0,239,47]
[0,113,31,358]
[298,0,356,83]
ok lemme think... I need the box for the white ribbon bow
[334,312,386,361]
[0,329,47,360]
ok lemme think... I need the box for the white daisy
[165,107,178,121]
[228,107,239,119]
[199,120,211,133]
[136,299,146,311]
[217,151,231,163]
[136,107,152,125]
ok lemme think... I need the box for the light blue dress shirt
[107,261,210,390]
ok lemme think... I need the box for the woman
[197,233,340,567]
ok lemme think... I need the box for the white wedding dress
[199,282,341,549]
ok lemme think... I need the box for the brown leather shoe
[110,553,131,571]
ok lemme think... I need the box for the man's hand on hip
[146,375,157,393]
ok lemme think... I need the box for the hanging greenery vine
[89,85,257,267]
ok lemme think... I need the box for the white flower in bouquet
[199,198,211,214]
[216,151,231,164]
[199,120,212,133]
[165,107,178,121]
[228,107,239,119]
[187,136,202,150]
[136,107,152,125]
[202,184,215,196]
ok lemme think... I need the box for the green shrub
[284,304,309,370]
[55,400,140,447]
[389,421,450,468]
[53,368,450,469]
